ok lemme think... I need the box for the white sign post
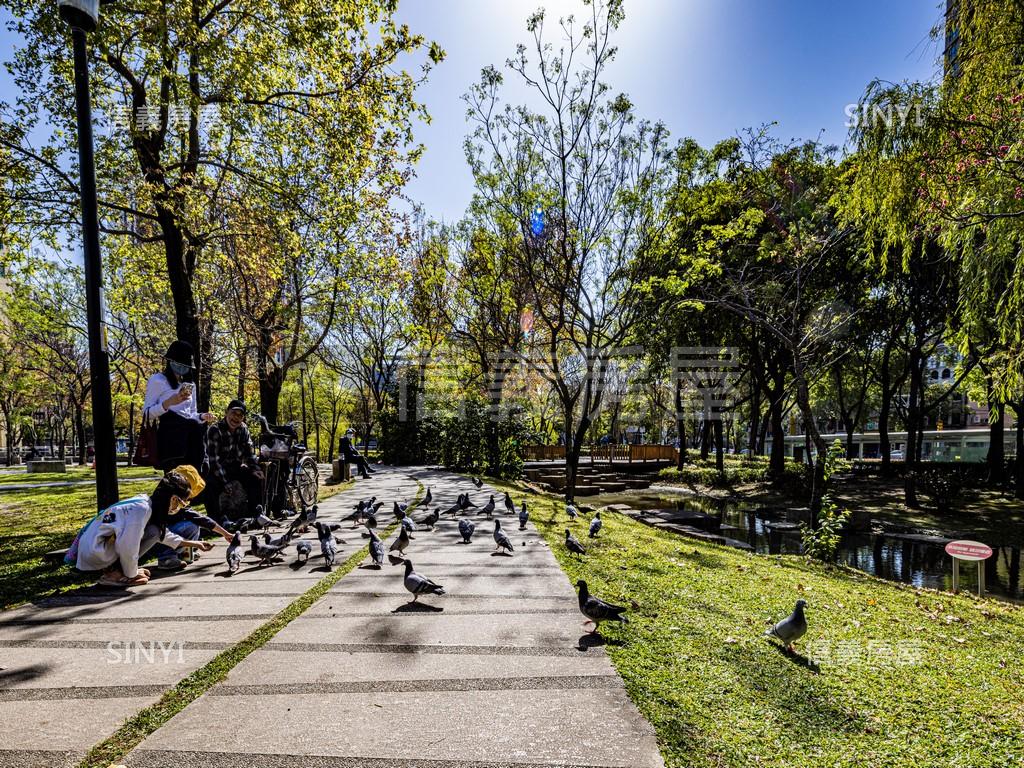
[945,540,993,597]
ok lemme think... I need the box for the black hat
[164,340,194,368]
[227,399,247,415]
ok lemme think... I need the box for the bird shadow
[490,551,514,558]
[388,555,405,566]
[358,563,383,571]
[768,641,820,673]
[289,560,308,571]
[393,601,444,613]
[576,633,625,651]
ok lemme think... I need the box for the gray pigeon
[363,511,378,529]
[422,508,440,529]
[401,515,416,534]
[423,487,432,506]
[315,522,337,569]
[255,509,276,530]
[226,531,243,574]
[264,528,294,548]
[765,599,808,652]
[442,500,461,516]
[504,492,515,515]
[564,529,586,558]
[566,503,579,521]
[589,511,602,538]
[394,500,409,519]
[493,519,514,554]
[368,529,385,568]
[518,501,529,530]
[458,518,475,543]
[472,476,483,488]
[576,579,628,633]
[249,535,287,566]
[479,495,496,519]
[460,493,477,510]
[295,539,312,563]
[403,559,445,601]
[389,526,410,558]
[354,495,376,512]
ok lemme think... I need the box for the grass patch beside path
[78,477,423,768]
[483,476,1024,768]
[0,464,162,485]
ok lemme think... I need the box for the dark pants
[150,519,199,563]
[158,411,208,474]
[344,452,372,478]
[204,464,265,523]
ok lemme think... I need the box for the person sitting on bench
[339,428,374,479]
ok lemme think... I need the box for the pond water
[591,488,1024,603]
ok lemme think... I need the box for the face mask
[169,360,191,377]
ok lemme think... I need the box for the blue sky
[1,1,944,226]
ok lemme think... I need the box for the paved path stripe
[0,749,81,768]
[128,752,625,768]
[263,641,602,656]
[0,613,277,626]
[0,685,169,702]
[210,674,622,696]
[0,639,232,650]
[307,608,576,617]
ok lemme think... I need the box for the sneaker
[156,556,186,571]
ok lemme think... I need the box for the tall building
[944,0,962,78]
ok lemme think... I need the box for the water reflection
[592,490,1023,603]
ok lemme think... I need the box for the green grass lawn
[0,464,162,485]
[485,477,1024,768]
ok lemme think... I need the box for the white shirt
[143,372,201,421]
[75,495,183,578]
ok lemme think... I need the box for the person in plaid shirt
[203,399,264,523]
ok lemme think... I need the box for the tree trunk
[879,338,894,477]
[987,398,1005,483]
[565,413,591,503]
[768,367,786,477]
[236,347,248,401]
[714,418,724,473]
[75,404,87,465]
[904,348,922,509]
[674,378,688,468]
[699,419,710,461]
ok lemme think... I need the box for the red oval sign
[945,540,993,561]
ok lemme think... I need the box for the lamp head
[59,0,99,32]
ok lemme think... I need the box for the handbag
[133,408,160,467]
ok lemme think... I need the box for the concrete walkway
[0,468,664,768]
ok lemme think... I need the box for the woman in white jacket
[75,466,213,587]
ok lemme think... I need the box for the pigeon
[442,500,461,516]
[518,501,529,530]
[368,529,385,567]
[422,508,440,529]
[226,532,243,573]
[492,519,514,554]
[264,528,294,548]
[503,492,515,515]
[472,476,483,489]
[458,518,475,543]
[403,559,445,602]
[389,526,410,558]
[371,500,384,514]
[459,493,477,510]
[315,522,337,569]
[401,515,417,534]
[249,535,287,566]
[423,487,433,506]
[566,503,579,521]
[394,500,409,519]
[295,539,312,563]
[363,510,378,529]
[765,599,808,652]
[302,504,318,526]
[576,579,628,633]
[479,495,496,519]
[354,495,376,512]
[589,511,602,538]
[564,529,586,558]
[255,508,276,530]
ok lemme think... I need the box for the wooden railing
[524,444,677,463]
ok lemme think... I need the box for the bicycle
[253,414,319,517]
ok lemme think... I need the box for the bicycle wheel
[296,455,319,507]
[262,461,279,514]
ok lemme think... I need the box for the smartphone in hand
[180,383,194,398]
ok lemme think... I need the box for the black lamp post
[59,0,118,510]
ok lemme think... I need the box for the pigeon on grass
[589,511,603,538]
[576,579,628,634]
[765,599,808,652]
[564,529,586,559]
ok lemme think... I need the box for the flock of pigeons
[222,476,808,646]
